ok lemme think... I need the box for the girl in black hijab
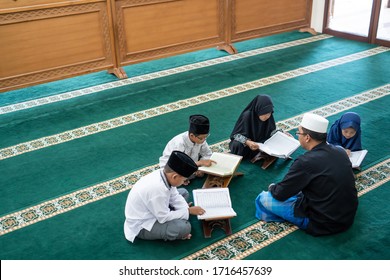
[229,94,276,160]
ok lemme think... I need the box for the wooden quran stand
[199,153,243,237]
[202,217,232,238]
[201,153,244,189]
[200,173,241,237]
[251,152,278,169]
[202,172,243,188]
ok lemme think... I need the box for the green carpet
[0,31,389,260]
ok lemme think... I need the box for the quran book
[349,149,368,168]
[198,152,243,177]
[193,188,237,220]
[256,131,300,159]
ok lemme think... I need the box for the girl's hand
[246,140,259,150]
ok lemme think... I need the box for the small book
[256,131,300,159]
[193,188,237,220]
[198,152,243,177]
[349,149,368,168]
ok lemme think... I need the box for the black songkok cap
[189,115,210,134]
[167,151,198,178]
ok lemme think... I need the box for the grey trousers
[137,219,191,241]
[137,188,191,241]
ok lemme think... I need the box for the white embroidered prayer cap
[300,113,329,133]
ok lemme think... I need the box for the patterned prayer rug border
[0,34,332,115]
[0,47,388,161]
[182,158,390,260]
[0,87,388,236]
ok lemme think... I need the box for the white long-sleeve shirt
[159,131,212,168]
[124,169,189,243]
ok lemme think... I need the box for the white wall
[311,0,326,32]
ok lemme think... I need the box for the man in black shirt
[255,113,358,236]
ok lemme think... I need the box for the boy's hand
[183,179,190,185]
[197,159,216,167]
[195,171,205,177]
[189,206,206,216]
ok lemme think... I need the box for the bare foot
[182,234,192,240]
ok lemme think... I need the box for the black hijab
[230,94,276,143]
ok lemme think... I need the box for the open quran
[197,152,243,188]
[349,149,368,168]
[256,131,300,159]
[198,152,242,177]
[193,188,236,220]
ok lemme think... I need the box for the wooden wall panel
[232,0,312,41]
[114,0,225,64]
[0,0,313,92]
[0,1,115,91]
[1,13,105,77]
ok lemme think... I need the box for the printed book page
[257,131,300,158]
[198,152,242,177]
[349,149,368,168]
[193,188,237,220]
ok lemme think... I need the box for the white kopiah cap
[300,113,329,133]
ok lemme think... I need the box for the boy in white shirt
[159,115,215,184]
[124,151,205,242]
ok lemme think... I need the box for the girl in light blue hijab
[327,112,362,155]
